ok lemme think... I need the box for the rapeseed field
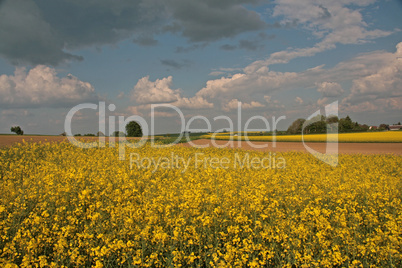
[0,141,401,267]
[206,131,402,143]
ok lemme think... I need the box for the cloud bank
[0,0,269,65]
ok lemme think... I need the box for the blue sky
[0,0,401,135]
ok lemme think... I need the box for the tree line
[9,121,143,137]
[287,115,390,135]
[73,121,143,137]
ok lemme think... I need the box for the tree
[379,124,390,131]
[287,118,305,134]
[326,115,339,124]
[339,115,354,132]
[11,126,24,135]
[359,124,369,131]
[112,131,125,137]
[303,115,326,134]
[126,121,143,137]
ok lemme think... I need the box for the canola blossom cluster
[206,131,402,143]
[0,141,401,267]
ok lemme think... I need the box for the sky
[0,0,401,135]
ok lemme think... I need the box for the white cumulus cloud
[295,96,304,104]
[316,82,344,97]
[342,42,402,112]
[130,76,213,112]
[0,65,98,108]
[222,99,264,112]
[131,76,180,104]
[245,0,393,70]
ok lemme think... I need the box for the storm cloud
[0,0,268,65]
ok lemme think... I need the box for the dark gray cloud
[175,43,207,53]
[0,0,83,65]
[221,44,237,51]
[35,0,165,48]
[0,0,164,65]
[133,35,158,46]
[0,0,270,65]
[165,0,267,42]
[160,59,191,70]
[239,40,260,51]
[221,32,275,51]
[318,5,331,20]
[202,0,262,9]
[239,32,275,50]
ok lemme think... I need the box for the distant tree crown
[125,121,143,137]
[11,126,24,135]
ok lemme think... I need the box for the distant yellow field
[203,131,402,143]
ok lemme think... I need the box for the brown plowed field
[0,135,140,148]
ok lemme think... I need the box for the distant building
[389,125,402,131]
[369,126,377,130]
